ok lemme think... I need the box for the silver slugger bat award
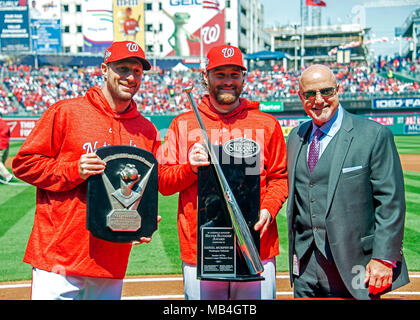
[184,88,264,282]
[87,145,158,243]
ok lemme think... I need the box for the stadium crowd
[0,55,419,116]
[0,84,16,115]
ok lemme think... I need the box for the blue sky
[259,0,419,58]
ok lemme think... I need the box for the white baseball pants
[182,258,276,300]
[31,268,123,300]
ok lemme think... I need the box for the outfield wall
[4,112,420,141]
[274,112,420,137]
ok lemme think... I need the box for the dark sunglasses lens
[305,91,316,99]
[320,87,335,96]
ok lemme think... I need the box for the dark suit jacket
[286,109,409,299]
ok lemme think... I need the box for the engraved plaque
[201,227,236,278]
[107,209,142,232]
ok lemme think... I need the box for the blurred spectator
[0,85,17,115]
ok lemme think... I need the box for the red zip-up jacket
[159,95,288,265]
[0,118,10,150]
[12,86,161,279]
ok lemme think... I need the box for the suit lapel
[325,111,354,216]
[287,121,311,220]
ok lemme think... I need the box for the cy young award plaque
[197,138,263,281]
[87,145,158,243]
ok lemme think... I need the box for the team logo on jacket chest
[223,138,260,158]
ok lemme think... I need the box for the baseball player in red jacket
[0,114,13,183]
[12,41,161,300]
[159,45,288,299]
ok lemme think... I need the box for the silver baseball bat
[183,87,264,276]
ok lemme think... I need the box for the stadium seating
[0,84,17,115]
[0,56,419,116]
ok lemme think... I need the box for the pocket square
[342,166,363,173]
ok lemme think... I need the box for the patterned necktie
[308,128,323,173]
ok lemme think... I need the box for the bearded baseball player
[158,45,288,300]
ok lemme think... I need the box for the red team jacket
[12,87,161,279]
[159,95,288,265]
[0,117,10,150]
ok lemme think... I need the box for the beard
[216,92,238,105]
[208,83,243,105]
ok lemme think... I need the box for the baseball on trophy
[120,164,139,182]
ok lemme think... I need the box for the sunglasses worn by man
[302,86,337,100]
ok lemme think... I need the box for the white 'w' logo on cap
[222,47,234,58]
[105,50,111,61]
[126,42,139,52]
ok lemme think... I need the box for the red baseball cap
[104,41,151,71]
[206,45,247,71]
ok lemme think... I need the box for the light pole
[153,28,158,71]
[300,0,305,69]
[32,22,39,69]
[412,24,417,63]
[291,35,300,72]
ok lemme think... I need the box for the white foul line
[0,283,30,289]
[123,277,183,283]
[1,274,420,291]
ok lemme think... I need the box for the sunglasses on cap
[301,86,337,100]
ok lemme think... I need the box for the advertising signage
[82,0,113,53]
[113,0,145,48]
[29,0,62,54]
[372,97,420,109]
[161,0,225,57]
[0,0,30,52]
[4,117,37,140]
[260,101,284,112]
[5,113,420,140]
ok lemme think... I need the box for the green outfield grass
[394,135,420,154]
[0,136,419,282]
[8,141,24,158]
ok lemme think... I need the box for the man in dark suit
[286,64,409,299]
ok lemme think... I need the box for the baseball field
[1,135,419,299]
